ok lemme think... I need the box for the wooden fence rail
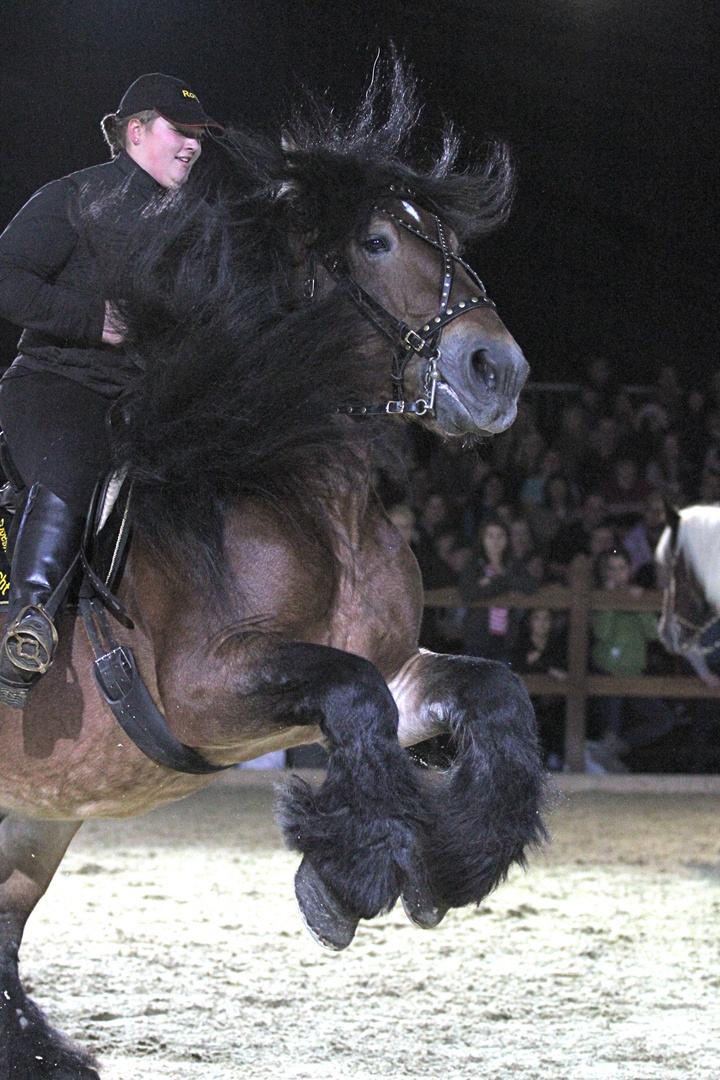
[423,554,720,772]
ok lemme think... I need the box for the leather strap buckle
[403,329,428,353]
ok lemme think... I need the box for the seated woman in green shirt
[590,548,677,768]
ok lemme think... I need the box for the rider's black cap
[116,73,224,131]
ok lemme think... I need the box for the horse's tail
[410,655,548,910]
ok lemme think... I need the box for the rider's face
[127,116,203,189]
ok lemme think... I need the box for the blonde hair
[100,109,158,157]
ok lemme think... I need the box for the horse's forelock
[224,60,513,247]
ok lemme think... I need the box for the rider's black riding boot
[0,484,84,709]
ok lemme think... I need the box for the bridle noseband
[307,187,497,418]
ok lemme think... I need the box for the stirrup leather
[2,605,58,674]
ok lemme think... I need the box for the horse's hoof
[401,878,448,929]
[294,857,359,951]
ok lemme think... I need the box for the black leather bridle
[308,187,498,418]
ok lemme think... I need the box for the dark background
[1,0,715,384]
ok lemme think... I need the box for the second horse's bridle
[662,534,720,664]
[307,186,497,418]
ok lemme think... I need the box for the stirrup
[2,605,58,674]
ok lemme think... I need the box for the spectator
[697,470,720,504]
[410,493,470,653]
[633,401,670,468]
[581,416,624,491]
[589,523,618,561]
[645,431,689,506]
[513,427,547,487]
[707,370,720,413]
[417,491,449,539]
[589,548,678,772]
[509,515,534,563]
[611,390,636,431]
[412,492,458,590]
[528,473,578,551]
[546,492,607,581]
[677,389,708,476]
[459,518,537,664]
[487,398,540,477]
[579,354,615,420]
[463,471,508,544]
[652,362,684,424]
[425,437,483,510]
[514,608,568,769]
[698,410,720,499]
[596,456,652,520]
[550,404,591,486]
[509,514,546,585]
[520,447,563,508]
[622,493,668,587]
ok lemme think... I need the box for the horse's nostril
[471,350,497,389]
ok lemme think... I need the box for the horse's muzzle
[428,317,528,436]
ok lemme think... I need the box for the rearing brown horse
[0,69,545,1077]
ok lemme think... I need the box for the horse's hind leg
[0,815,98,1080]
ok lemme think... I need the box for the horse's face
[346,199,529,437]
[656,522,715,655]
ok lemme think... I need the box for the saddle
[0,469,132,619]
[0,470,228,776]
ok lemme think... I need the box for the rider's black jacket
[0,151,161,398]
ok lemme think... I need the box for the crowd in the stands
[375,356,720,775]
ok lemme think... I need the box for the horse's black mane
[99,63,513,595]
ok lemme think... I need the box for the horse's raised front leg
[170,636,430,951]
[389,650,547,921]
[272,643,431,949]
[0,815,97,1080]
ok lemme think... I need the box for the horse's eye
[361,235,391,254]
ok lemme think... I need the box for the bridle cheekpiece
[664,537,720,667]
[307,185,497,418]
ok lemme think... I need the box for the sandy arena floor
[18,774,720,1080]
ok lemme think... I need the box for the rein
[311,188,497,418]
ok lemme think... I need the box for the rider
[0,73,223,707]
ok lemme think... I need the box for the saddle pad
[0,513,10,605]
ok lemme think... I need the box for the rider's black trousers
[0,369,113,514]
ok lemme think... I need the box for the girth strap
[80,596,230,775]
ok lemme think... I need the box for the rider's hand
[102,301,125,345]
